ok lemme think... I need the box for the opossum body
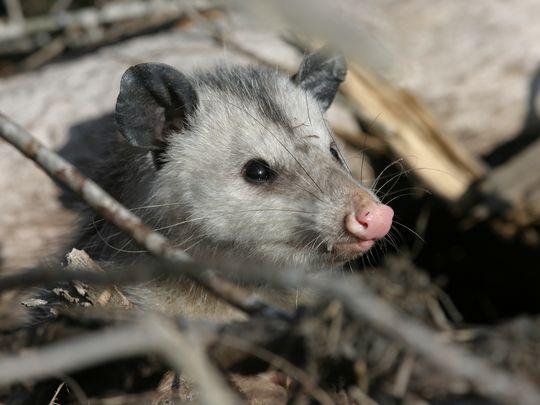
[72,49,394,319]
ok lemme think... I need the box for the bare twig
[48,382,64,405]
[3,0,24,24]
[21,37,66,71]
[142,317,239,405]
[347,386,380,405]
[0,325,148,384]
[0,0,219,59]
[220,334,335,405]
[0,260,154,292]
[0,0,211,43]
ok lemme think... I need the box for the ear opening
[292,47,347,111]
[115,63,198,151]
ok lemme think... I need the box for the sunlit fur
[73,63,380,318]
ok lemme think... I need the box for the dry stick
[0,1,215,59]
[48,382,65,405]
[220,334,335,405]
[141,317,238,405]
[0,316,238,405]
[2,116,540,404]
[0,260,154,292]
[0,112,278,319]
[4,0,24,24]
[0,0,212,43]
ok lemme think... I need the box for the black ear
[292,48,347,111]
[115,63,198,150]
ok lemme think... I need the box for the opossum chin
[280,231,382,268]
[329,240,375,259]
[252,240,370,270]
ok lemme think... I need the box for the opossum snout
[344,203,394,243]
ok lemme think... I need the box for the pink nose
[345,204,394,241]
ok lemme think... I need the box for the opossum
[69,48,394,319]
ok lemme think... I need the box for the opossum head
[114,49,393,270]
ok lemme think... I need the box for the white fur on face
[150,67,378,271]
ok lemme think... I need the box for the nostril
[355,216,369,229]
[355,211,372,228]
[349,204,394,241]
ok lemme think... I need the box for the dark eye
[243,159,276,183]
[330,145,341,163]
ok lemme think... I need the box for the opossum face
[115,50,393,270]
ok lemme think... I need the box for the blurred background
[1,0,539,325]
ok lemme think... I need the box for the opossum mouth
[330,239,375,257]
[284,234,376,261]
[288,238,374,259]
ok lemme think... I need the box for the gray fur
[292,48,347,111]
[72,52,378,318]
[115,63,198,150]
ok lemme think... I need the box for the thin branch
[3,0,24,24]
[141,317,239,405]
[48,382,64,405]
[219,334,335,405]
[0,0,211,43]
